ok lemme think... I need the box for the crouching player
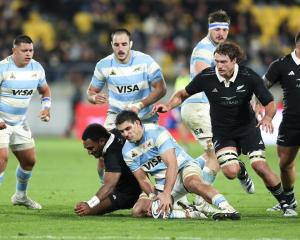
[116,110,240,220]
[74,123,141,216]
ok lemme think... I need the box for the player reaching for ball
[0,35,51,209]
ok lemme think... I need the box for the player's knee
[183,174,202,191]
[216,150,240,179]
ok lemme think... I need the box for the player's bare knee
[216,149,239,178]
[183,175,202,192]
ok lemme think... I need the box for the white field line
[0,236,296,240]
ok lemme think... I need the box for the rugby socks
[284,187,296,205]
[267,183,287,206]
[0,172,4,185]
[15,166,32,196]
[202,166,216,184]
[195,156,206,169]
[211,194,227,209]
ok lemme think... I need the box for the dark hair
[208,10,230,24]
[115,110,142,126]
[13,35,33,47]
[214,41,245,63]
[295,32,300,44]
[111,28,131,41]
[81,123,110,142]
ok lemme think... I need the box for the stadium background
[1,0,300,142]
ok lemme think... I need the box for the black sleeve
[264,59,281,86]
[104,151,123,173]
[251,69,274,106]
[185,73,204,96]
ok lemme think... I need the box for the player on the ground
[86,28,166,183]
[260,32,300,214]
[74,123,141,216]
[116,110,241,220]
[0,35,51,209]
[153,41,297,217]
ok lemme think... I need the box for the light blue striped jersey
[184,36,216,104]
[0,56,47,125]
[90,50,164,122]
[122,123,194,191]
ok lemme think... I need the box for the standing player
[86,28,166,182]
[74,123,141,216]
[261,32,300,213]
[180,10,253,199]
[116,110,240,220]
[0,35,51,209]
[153,42,296,217]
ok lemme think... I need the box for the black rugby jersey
[185,65,273,137]
[103,129,141,194]
[264,53,300,128]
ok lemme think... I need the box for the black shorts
[277,125,300,147]
[213,127,265,155]
[108,190,140,212]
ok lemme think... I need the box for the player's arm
[152,89,190,113]
[86,85,108,104]
[156,148,177,215]
[128,79,167,113]
[38,84,51,122]
[132,168,156,196]
[256,100,276,134]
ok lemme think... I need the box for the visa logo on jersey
[143,156,162,171]
[12,89,34,96]
[116,84,140,93]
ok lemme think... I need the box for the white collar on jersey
[216,64,239,87]
[291,50,300,65]
[102,133,115,154]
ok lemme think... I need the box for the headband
[208,22,229,30]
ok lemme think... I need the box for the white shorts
[181,102,212,140]
[0,122,35,151]
[171,160,202,202]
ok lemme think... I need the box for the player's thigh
[277,126,300,147]
[213,136,239,166]
[9,124,35,151]
[0,127,11,162]
[180,161,203,194]
[108,190,140,211]
[181,102,212,139]
[277,145,299,167]
[104,112,117,130]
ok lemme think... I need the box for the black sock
[284,186,295,204]
[237,161,247,179]
[267,183,287,206]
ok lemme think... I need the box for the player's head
[214,41,244,78]
[115,110,143,143]
[208,10,230,45]
[12,35,34,67]
[82,123,110,158]
[111,28,132,64]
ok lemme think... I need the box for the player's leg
[179,161,240,220]
[10,124,41,209]
[215,140,255,194]
[0,127,10,186]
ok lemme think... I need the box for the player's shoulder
[96,53,114,68]
[193,36,214,50]
[30,59,44,70]
[132,50,154,63]
[238,65,258,77]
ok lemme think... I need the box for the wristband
[41,97,51,109]
[148,193,156,200]
[86,195,100,208]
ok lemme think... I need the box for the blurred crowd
[1,0,300,82]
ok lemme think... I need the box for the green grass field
[0,138,299,240]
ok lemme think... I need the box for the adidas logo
[212,88,218,92]
[259,140,264,144]
[288,71,295,75]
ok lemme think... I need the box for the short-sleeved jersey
[185,65,274,137]
[122,124,194,191]
[89,50,164,122]
[264,52,300,128]
[0,56,47,125]
[103,129,141,194]
[184,36,216,104]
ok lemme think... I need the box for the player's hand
[254,102,264,121]
[256,115,274,134]
[156,192,172,218]
[94,93,108,104]
[74,202,91,216]
[39,108,50,122]
[0,121,7,130]
[152,104,169,114]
